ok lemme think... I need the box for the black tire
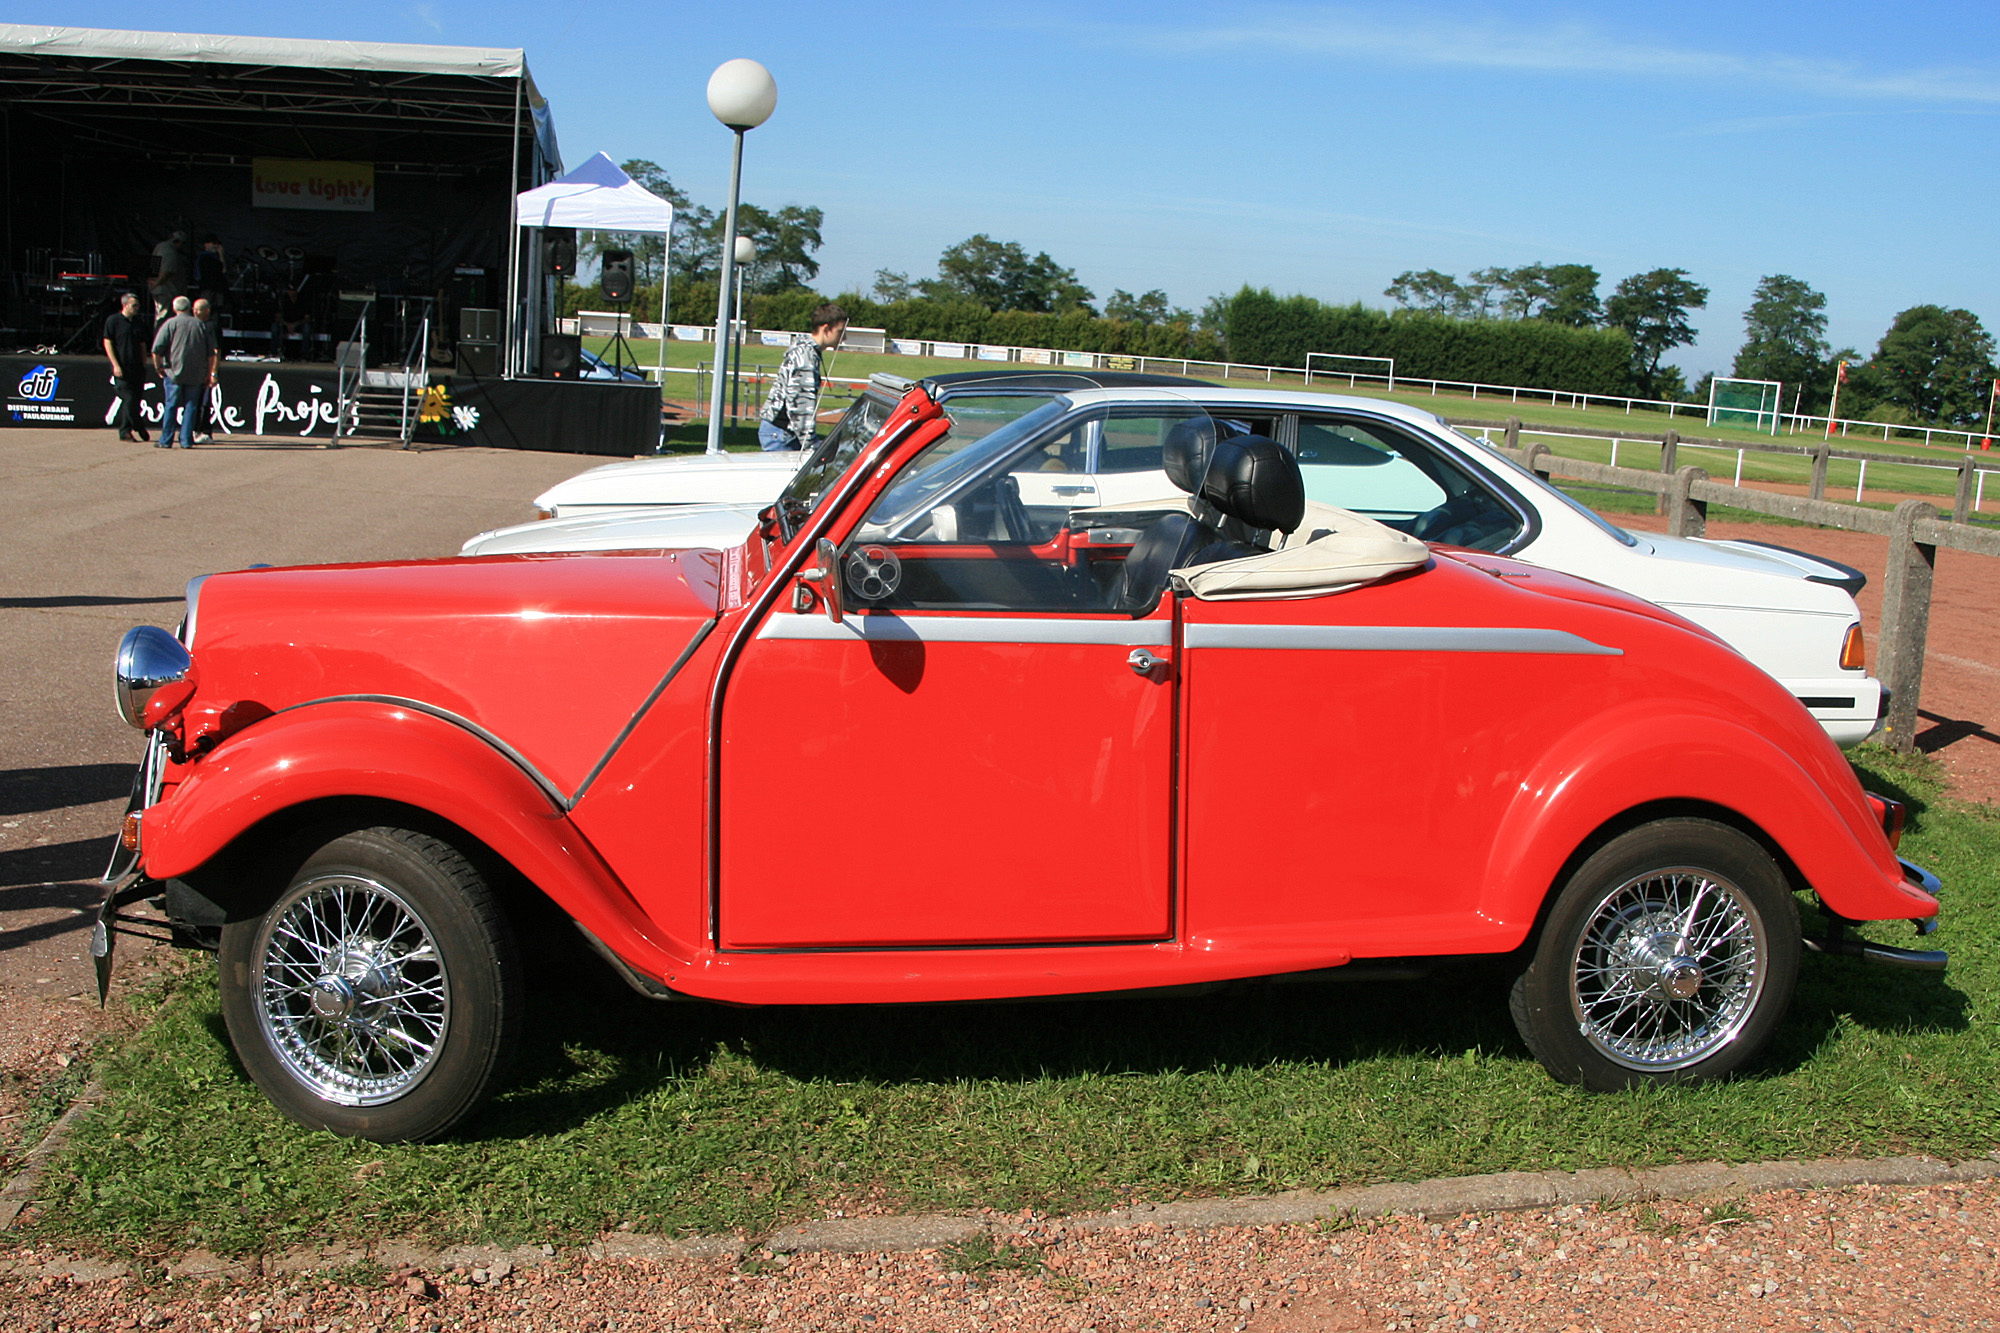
[218,826,521,1143]
[1510,818,1799,1092]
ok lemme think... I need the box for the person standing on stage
[194,234,228,310]
[149,229,187,319]
[756,302,848,451]
[189,297,221,444]
[151,295,212,448]
[103,292,150,443]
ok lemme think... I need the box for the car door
[714,405,1180,950]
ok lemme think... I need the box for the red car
[99,382,1944,1143]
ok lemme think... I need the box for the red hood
[184,549,722,797]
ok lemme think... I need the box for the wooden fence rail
[1497,423,2000,753]
[1476,416,2000,525]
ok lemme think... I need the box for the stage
[4,352,659,455]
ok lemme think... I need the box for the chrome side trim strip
[758,613,1172,647]
[1183,624,1622,655]
[268,695,569,811]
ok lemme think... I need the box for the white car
[463,375,1883,745]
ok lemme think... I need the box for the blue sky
[26,1,2000,376]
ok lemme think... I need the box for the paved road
[0,429,590,1138]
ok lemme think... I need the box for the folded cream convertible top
[1171,501,1430,600]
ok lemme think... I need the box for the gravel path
[6,1177,1996,1330]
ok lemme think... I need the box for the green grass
[11,748,1995,1260]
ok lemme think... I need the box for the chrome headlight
[114,625,195,729]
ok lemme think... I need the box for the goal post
[1305,352,1395,392]
[1708,376,1783,435]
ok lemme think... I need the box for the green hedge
[1223,287,1635,395]
[745,291,1224,361]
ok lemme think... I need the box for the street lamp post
[731,235,755,429]
[704,59,776,456]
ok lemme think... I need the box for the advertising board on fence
[891,339,925,356]
[931,342,966,359]
[252,158,376,211]
[976,345,1010,362]
[1062,350,1094,368]
[1018,348,1053,365]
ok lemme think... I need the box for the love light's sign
[251,158,376,212]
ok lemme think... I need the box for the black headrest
[1161,418,1216,494]
[1199,436,1305,533]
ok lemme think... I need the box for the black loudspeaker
[541,332,582,379]
[458,307,499,343]
[456,341,499,377]
[601,249,635,302]
[458,307,500,376]
[542,228,577,278]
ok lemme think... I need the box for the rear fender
[1481,709,1936,940]
[140,701,692,974]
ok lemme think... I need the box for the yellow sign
[251,158,376,212]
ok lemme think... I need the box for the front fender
[1482,707,1937,937]
[140,701,693,974]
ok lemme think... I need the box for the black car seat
[1110,427,1305,613]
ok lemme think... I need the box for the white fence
[1455,423,1992,513]
[592,324,2000,453]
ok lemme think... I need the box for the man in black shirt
[102,292,148,442]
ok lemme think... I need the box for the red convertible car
[99,382,1944,1143]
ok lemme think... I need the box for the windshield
[775,390,1070,540]
[855,398,1071,541]
[1451,426,1640,548]
[775,392,895,538]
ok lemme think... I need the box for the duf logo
[18,365,58,400]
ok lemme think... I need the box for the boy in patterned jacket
[757,302,848,451]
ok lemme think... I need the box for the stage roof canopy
[0,23,559,176]
[516,153,675,234]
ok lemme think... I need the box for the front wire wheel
[254,874,451,1106]
[1511,819,1800,1091]
[219,827,521,1142]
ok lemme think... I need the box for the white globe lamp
[705,59,778,454]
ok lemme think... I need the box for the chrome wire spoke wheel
[253,873,451,1106]
[1567,867,1767,1072]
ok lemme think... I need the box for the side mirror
[795,536,844,624]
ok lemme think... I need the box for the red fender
[139,700,693,975]
[1481,706,1937,938]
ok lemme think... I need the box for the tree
[872,269,914,302]
[729,203,824,292]
[1604,268,1708,399]
[1105,289,1189,326]
[1533,264,1603,327]
[1386,263,1599,325]
[1386,269,1477,317]
[1865,305,1998,426]
[1732,274,1830,411]
[921,234,1095,313]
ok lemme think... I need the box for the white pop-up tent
[510,151,673,380]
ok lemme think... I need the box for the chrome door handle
[1051,484,1097,495]
[1127,649,1161,676]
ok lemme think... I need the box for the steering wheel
[844,544,902,601]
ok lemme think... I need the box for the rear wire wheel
[1510,818,1799,1091]
[218,826,521,1142]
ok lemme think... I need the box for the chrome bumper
[1804,858,1946,971]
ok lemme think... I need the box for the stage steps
[342,379,428,444]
